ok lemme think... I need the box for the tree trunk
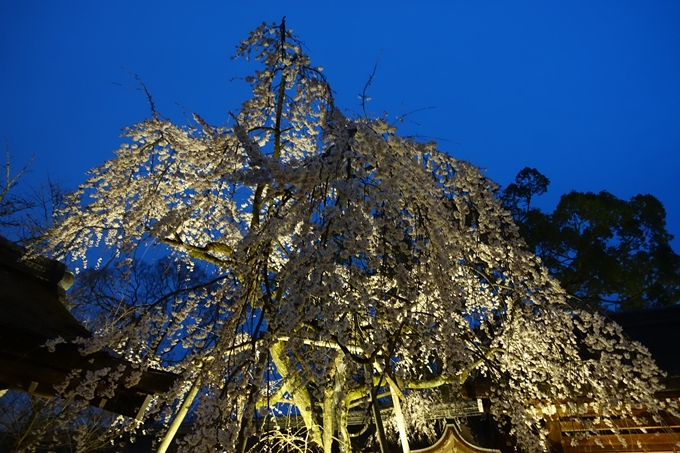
[270,341,323,447]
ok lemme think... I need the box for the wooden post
[156,377,201,453]
[390,383,411,453]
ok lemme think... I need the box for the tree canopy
[36,20,667,453]
[502,167,680,310]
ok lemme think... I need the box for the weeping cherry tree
[42,19,666,453]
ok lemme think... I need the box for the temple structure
[0,236,178,419]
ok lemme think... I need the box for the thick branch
[159,236,233,266]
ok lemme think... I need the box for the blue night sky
[2,1,680,246]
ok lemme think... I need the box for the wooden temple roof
[0,236,178,419]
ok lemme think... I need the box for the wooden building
[546,306,680,452]
[0,236,178,419]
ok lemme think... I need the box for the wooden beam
[560,418,680,433]
[562,431,680,452]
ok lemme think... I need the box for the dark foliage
[502,167,680,310]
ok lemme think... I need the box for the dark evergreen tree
[502,167,680,310]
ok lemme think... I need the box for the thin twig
[108,67,157,117]
[361,50,382,118]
